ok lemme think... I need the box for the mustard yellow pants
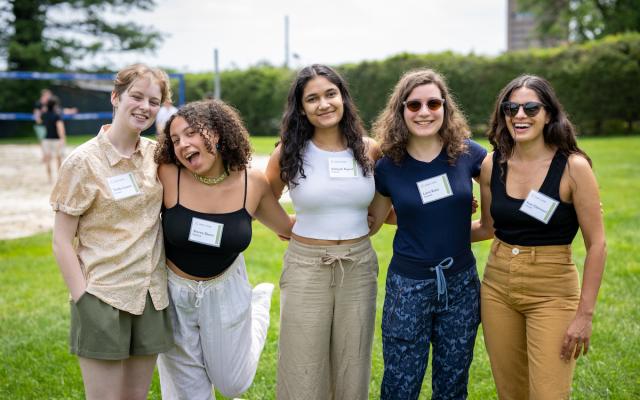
[481,239,580,400]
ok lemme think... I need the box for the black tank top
[490,150,579,246]
[162,168,252,278]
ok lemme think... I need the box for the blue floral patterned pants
[380,266,480,400]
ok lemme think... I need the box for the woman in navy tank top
[154,100,293,399]
[475,75,606,399]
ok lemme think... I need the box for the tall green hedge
[3,34,635,137]
[184,33,639,136]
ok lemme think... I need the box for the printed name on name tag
[188,217,223,247]
[107,172,141,200]
[328,157,358,178]
[416,173,453,204]
[519,190,560,224]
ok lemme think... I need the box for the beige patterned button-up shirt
[50,125,168,315]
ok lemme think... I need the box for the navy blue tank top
[162,168,252,278]
[490,150,579,246]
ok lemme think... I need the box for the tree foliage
[517,0,640,42]
[178,34,639,137]
[0,0,162,71]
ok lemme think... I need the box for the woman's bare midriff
[167,260,224,281]
[291,233,369,246]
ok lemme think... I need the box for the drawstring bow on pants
[321,254,355,287]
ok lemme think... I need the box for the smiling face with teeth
[301,76,345,133]
[169,116,221,175]
[505,87,550,144]
[169,116,223,176]
[403,83,445,141]
[111,76,162,134]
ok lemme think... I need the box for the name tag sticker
[188,218,223,247]
[519,190,559,224]
[416,173,453,204]
[328,157,358,178]
[107,172,141,200]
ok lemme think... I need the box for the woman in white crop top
[266,64,382,400]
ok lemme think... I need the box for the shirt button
[512,248,520,255]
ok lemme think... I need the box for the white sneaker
[252,282,275,307]
[251,282,274,344]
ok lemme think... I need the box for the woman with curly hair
[475,75,606,399]
[368,69,487,399]
[265,64,381,399]
[154,99,293,399]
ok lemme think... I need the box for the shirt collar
[97,124,144,168]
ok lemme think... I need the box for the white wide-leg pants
[158,254,273,399]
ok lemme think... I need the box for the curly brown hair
[373,69,470,164]
[154,100,252,171]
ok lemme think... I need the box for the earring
[216,142,220,150]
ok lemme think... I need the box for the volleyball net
[0,71,185,122]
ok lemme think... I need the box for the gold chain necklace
[192,170,228,185]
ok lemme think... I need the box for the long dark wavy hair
[373,69,470,165]
[488,75,591,167]
[279,64,370,186]
[154,100,251,171]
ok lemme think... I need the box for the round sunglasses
[402,98,445,113]
[501,101,545,117]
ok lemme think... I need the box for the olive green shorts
[69,292,173,360]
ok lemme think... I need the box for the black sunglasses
[501,101,545,117]
[403,98,445,113]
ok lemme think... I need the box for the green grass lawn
[1,137,638,399]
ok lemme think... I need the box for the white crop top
[289,140,375,240]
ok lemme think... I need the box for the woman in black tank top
[153,100,293,399]
[472,75,606,399]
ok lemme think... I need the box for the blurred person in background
[41,96,66,183]
[155,98,178,135]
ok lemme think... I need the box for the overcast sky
[96,0,508,72]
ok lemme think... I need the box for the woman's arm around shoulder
[250,167,293,238]
[471,152,495,242]
[265,144,287,200]
[560,153,607,361]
